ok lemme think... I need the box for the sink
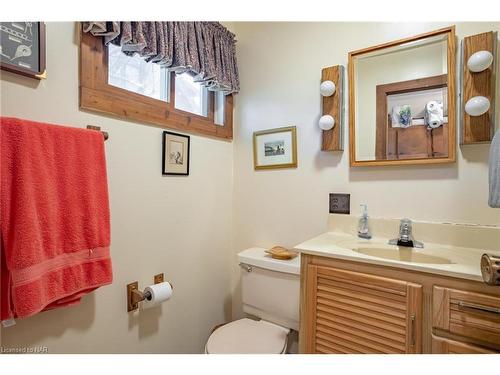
[353,247,453,264]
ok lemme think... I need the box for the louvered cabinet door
[303,265,422,354]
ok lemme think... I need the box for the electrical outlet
[329,193,350,214]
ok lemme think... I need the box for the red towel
[1,117,112,321]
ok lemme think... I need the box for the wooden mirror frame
[348,26,456,167]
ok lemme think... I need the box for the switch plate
[329,193,350,214]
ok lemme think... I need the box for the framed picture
[162,131,190,176]
[253,126,297,170]
[0,22,46,79]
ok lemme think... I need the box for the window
[174,72,208,116]
[108,43,169,102]
[80,31,233,140]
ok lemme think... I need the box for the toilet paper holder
[127,273,171,312]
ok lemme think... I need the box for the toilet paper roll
[142,281,173,308]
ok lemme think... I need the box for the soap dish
[265,246,298,260]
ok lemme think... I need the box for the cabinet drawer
[433,286,500,348]
[432,335,496,354]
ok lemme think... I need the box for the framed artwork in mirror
[162,131,190,176]
[348,26,456,166]
[253,126,297,170]
[0,22,46,79]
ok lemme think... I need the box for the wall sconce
[465,96,490,116]
[461,31,497,144]
[319,115,335,130]
[467,50,494,72]
[320,65,344,151]
[320,80,336,97]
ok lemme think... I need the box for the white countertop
[294,231,500,282]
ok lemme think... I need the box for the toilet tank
[238,247,300,331]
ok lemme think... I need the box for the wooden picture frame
[162,131,190,176]
[348,26,456,167]
[253,126,298,170]
[0,22,46,79]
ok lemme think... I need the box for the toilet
[205,247,300,354]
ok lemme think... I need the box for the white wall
[0,22,234,353]
[230,22,500,319]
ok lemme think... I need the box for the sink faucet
[388,218,423,248]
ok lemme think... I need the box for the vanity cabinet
[299,254,500,354]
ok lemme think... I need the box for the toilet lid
[206,318,289,354]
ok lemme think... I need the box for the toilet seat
[205,318,290,354]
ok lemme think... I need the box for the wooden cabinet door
[303,265,422,353]
[433,286,500,350]
[432,335,496,354]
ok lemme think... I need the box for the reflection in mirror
[349,28,456,166]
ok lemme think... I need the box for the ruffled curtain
[82,21,239,94]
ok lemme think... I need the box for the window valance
[82,21,239,94]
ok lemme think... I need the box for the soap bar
[265,246,298,260]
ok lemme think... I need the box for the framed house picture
[0,22,46,79]
[253,126,297,170]
[162,131,190,175]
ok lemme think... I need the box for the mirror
[348,27,456,166]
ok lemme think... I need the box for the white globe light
[465,96,490,116]
[319,115,335,130]
[320,80,336,97]
[467,50,494,73]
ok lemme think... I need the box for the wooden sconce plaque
[321,65,344,151]
[461,31,497,144]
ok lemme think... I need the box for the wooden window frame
[79,30,233,140]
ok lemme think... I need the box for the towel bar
[86,125,109,141]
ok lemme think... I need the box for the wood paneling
[461,31,497,144]
[79,27,233,140]
[385,124,449,160]
[321,65,344,151]
[348,26,456,166]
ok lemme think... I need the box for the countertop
[294,231,500,282]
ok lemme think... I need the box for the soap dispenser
[358,204,372,239]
